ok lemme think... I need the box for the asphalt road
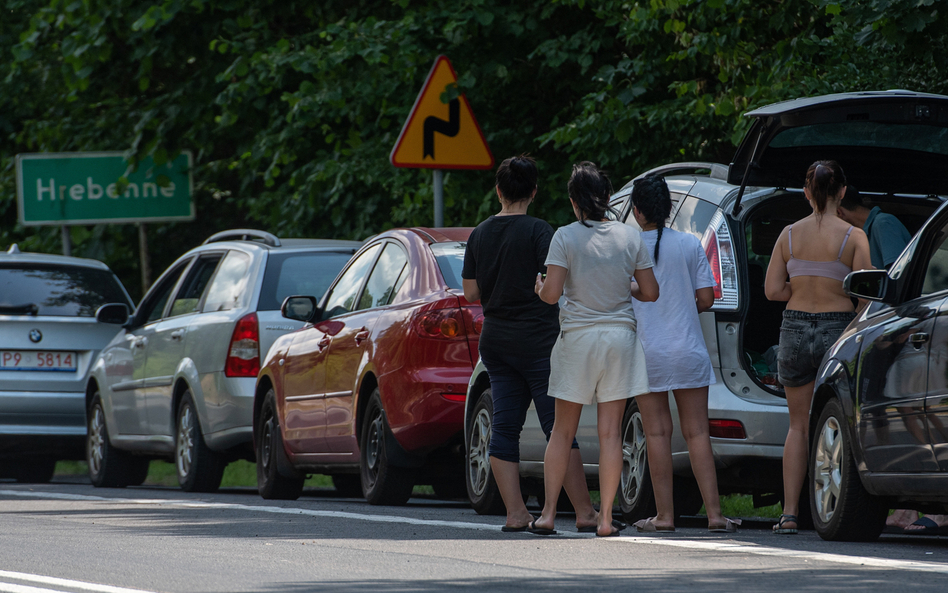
[1,478,947,592]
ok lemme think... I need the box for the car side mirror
[95,303,130,325]
[281,295,319,322]
[844,270,890,302]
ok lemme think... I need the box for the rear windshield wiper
[0,303,39,315]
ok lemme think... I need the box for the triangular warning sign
[390,55,494,170]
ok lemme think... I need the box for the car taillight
[701,210,739,310]
[414,308,467,340]
[225,312,260,377]
[472,313,484,334]
[709,419,746,439]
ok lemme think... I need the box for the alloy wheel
[621,410,648,506]
[813,414,843,523]
[364,411,383,483]
[88,405,106,476]
[176,404,195,479]
[467,407,492,497]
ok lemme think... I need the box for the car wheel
[810,398,887,541]
[175,391,224,493]
[464,387,506,515]
[672,476,705,517]
[256,388,304,500]
[619,399,657,523]
[332,474,362,498]
[13,458,56,483]
[87,393,136,488]
[360,389,415,506]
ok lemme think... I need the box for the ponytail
[631,175,673,264]
[567,161,614,227]
[804,160,847,214]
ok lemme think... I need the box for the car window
[358,243,409,310]
[0,264,131,317]
[323,243,382,318]
[922,227,948,296]
[203,251,251,313]
[141,263,189,324]
[428,242,466,290]
[770,121,948,157]
[622,191,684,230]
[670,196,718,241]
[168,254,223,318]
[259,251,355,311]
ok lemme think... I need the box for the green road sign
[15,151,195,226]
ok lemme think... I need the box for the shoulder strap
[837,226,854,260]
[788,225,794,257]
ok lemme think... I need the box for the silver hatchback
[0,245,133,483]
[86,230,361,491]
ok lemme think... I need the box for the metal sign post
[433,170,444,227]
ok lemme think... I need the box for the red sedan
[253,227,482,504]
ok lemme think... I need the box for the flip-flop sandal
[501,524,529,533]
[577,519,627,533]
[903,516,942,535]
[773,514,798,535]
[526,519,557,536]
[709,517,742,533]
[633,518,675,533]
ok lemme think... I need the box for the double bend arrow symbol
[423,98,460,159]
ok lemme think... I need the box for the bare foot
[887,509,918,530]
[504,511,534,531]
[904,514,948,533]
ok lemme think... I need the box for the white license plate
[0,350,77,372]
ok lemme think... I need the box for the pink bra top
[786,225,853,282]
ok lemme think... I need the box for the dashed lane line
[3,489,948,575]
[0,570,155,593]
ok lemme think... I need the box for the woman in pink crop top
[764,160,871,535]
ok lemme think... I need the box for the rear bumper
[0,390,85,434]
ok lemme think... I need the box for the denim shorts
[777,310,855,388]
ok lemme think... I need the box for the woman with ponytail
[532,162,659,537]
[629,174,737,533]
[764,160,871,534]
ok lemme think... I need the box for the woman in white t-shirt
[629,175,738,533]
[530,162,659,537]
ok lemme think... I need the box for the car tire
[256,388,304,500]
[13,458,56,483]
[810,398,887,541]
[332,474,362,498]
[619,399,657,523]
[175,391,225,493]
[672,476,705,517]
[464,387,506,516]
[360,389,415,506]
[87,393,137,488]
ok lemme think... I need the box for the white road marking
[3,489,948,575]
[0,570,155,593]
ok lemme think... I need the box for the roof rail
[202,229,281,247]
[635,162,729,182]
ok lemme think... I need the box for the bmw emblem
[29,329,42,343]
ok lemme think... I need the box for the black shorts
[777,310,855,388]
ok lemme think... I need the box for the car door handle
[355,328,370,344]
[910,332,930,347]
[318,336,331,350]
[170,330,185,341]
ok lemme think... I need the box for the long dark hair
[631,175,672,264]
[805,160,847,214]
[567,161,613,227]
[495,155,537,202]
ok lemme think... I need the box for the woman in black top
[462,155,599,533]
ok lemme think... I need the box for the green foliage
[2,0,946,298]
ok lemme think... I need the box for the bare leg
[673,386,724,526]
[564,448,599,530]
[778,381,816,531]
[596,398,628,536]
[635,391,676,530]
[489,457,533,529]
[533,400,583,532]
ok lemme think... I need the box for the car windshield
[0,264,131,317]
[429,242,466,290]
[258,250,355,310]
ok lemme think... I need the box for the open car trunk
[739,191,943,394]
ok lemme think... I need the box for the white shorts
[548,324,650,405]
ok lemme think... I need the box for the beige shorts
[548,324,650,405]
